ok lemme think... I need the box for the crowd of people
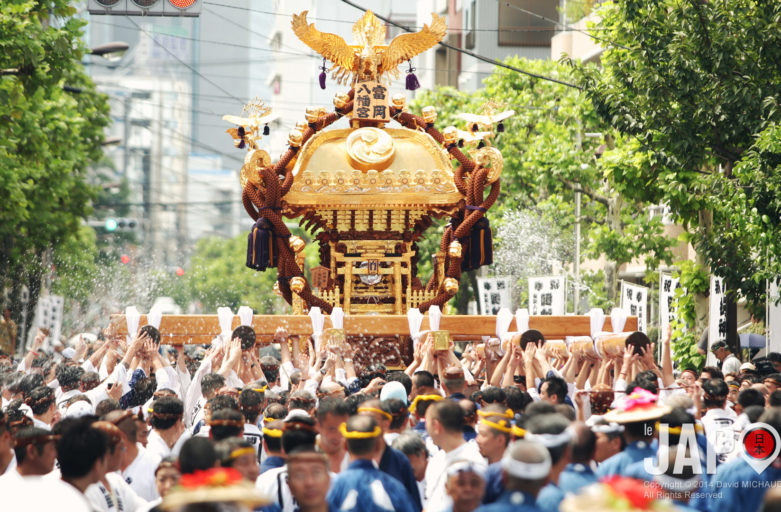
[1,322,781,512]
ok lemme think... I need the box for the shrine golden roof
[283,126,464,209]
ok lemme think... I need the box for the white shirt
[86,471,148,512]
[123,445,160,502]
[2,476,92,511]
[56,389,81,412]
[145,429,174,463]
[244,423,263,463]
[424,440,486,512]
[33,417,50,429]
[701,406,738,462]
[722,355,741,376]
[256,465,337,512]
[257,466,296,512]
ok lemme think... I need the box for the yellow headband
[655,422,704,435]
[477,408,513,419]
[338,423,382,439]
[409,394,443,414]
[357,407,392,421]
[480,418,513,434]
[511,425,526,438]
[252,386,268,393]
[262,427,283,438]
[229,447,256,459]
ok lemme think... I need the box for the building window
[465,0,476,50]
[497,0,558,47]
[271,32,282,51]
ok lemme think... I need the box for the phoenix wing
[457,113,487,124]
[381,13,446,73]
[223,114,254,126]
[292,11,355,72]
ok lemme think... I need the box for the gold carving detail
[291,10,446,84]
[346,127,395,170]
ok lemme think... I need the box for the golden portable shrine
[109,10,636,368]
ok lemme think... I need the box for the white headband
[500,450,552,480]
[524,429,573,448]
[446,460,487,479]
[591,422,625,435]
[653,473,701,493]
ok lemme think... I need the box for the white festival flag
[528,276,565,316]
[620,281,648,333]
[659,274,682,337]
[709,276,727,344]
[477,277,512,315]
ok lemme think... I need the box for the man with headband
[256,414,319,512]
[328,415,417,512]
[0,426,58,484]
[522,413,572,512]
[358,398,422,511]
[425,400,486,512]
[444,461,486,512]
[286,449,331,512]
[557,422,597,495]
[474,440,549,512]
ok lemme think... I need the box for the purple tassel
[477,140,485,149]
[497,122,504,132]
[457,139,464,148]
[406,61,420,91]
[238,140,246,149]
[263,125,270,136]
[319,58,327,90]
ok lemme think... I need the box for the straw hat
[560,477,681,512]
[161,468,269,511]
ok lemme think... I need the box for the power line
[124,16,247,105]
[90,19,313,59]
[340,0,581,90]
[201,1,611,33]
[500,1,628,51]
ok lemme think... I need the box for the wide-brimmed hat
[603,388,671,424]
[161,468,269,510]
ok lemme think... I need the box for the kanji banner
[620,281,648,333]
[709,276,727,344]
[528,276,566,316]
[659,273,682,336]
[477,277,512,315]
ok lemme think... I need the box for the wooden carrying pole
[109,314,638,346]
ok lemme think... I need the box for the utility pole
[574,128,582,314]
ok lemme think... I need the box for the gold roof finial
[291,10,446,85]
[223,97,276,152]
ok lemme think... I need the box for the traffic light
[103,217,138,232]
[88,0,202,16]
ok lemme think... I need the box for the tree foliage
[575,0,781,318]
[411,59,673,308]
[0,1,110,328]
[185,234,286,314]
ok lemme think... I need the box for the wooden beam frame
[109,314,638,345]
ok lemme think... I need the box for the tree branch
[561,179,610,207]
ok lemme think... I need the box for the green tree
[0,0,110,337]
[185,234,286,314]
[575,0,781,349]
[411,59,673,309]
